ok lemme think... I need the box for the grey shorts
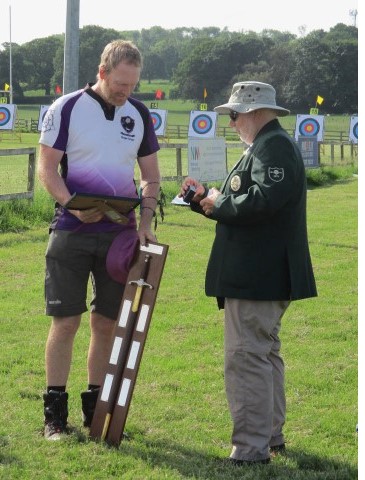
[45,230,125,320]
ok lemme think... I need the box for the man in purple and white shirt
[38,40,160,440]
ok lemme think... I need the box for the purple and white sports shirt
[39,85,159,232]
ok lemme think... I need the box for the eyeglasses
[229,111,239,122]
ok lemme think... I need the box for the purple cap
[106,227,139,284]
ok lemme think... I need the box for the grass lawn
[0,176,358,479]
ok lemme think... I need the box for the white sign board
[188,137,227,182]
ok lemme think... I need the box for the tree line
[0,24,358,114]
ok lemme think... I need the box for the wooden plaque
[90,241,169,446]
[64,193,140,224]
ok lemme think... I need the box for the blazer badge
[268,167,285,182]
[230,175,241,191]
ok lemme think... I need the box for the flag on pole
[4,83,10,91]
[203,88,208,100]
[316,95,324,105]
[155,89,164,100]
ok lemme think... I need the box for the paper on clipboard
[171,194,190,206]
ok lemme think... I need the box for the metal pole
[9,4,13,104]
[63,0,80,95]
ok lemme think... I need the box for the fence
[0,132,357,200]
[157,126,358,175]
[4,118,357,142]
[158,141,357,181]
[0,148,36,201]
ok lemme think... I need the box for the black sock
[47,385,66,393]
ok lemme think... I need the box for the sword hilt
[128,254,153,312]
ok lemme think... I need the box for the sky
[0,0,359,47]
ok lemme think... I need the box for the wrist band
[141,206,156,216]
[141,182,160,189]
[141,196,158,202]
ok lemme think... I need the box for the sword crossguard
[128,254,153,312]
[128,279,153,289]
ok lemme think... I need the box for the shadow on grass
[0,435,23,469]
[41,425,358,479]
[81,433,357,480]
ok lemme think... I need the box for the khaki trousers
[224,298,290,462]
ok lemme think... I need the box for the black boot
[81,388,99,427]
[43,390,69,440]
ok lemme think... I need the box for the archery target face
[192,114,212,134]
[188,111,217,138]
[38,105,51,131]
[299,118,320,136]
[349,116,358,143]
[149,109,167,136]
[295,114,324,141]
[0,105,16,129]
[151,112,162,130]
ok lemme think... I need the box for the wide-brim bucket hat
[214,81,290,116]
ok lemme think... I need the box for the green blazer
[192,119,317,308]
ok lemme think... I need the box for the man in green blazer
[181,81,317,465]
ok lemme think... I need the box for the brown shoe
[227,457,270,466]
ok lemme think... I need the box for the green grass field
[0,175,358,479]
[0,83,359,478]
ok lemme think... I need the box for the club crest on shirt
[268,167,284,182]
[230,175,241,191]
[121,116,135,133]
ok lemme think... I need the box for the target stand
[90,241,169,447]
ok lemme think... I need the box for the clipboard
[64,193,140,225]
